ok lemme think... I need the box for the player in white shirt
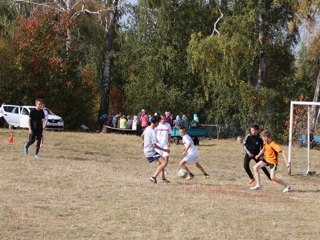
[179,126,209,180]
[141,115,170,184]
[155,114,171,182]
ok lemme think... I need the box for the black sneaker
[149,176,157,184]
[162,178,170,183]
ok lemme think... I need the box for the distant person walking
[24,99,45,160]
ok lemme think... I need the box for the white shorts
[156,146,169,157]
[183,154,199,164]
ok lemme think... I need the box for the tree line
[0,0,319,139]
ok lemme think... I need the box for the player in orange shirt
[250,130,291,192]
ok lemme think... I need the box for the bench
[171,127,208,145]
[102,125,137,135]
[298,134,320,148]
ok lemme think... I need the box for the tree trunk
[256,50,266,89]
[311,69,320,124]
[99,0,119,120]
[256,2,269,90]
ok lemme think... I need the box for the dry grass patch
[0,129,319,240]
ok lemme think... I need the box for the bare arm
[42,118,46,130]
[153,143,170,153]
[255,148,265,160]
[28,117,32,134]
[281,151,290,167]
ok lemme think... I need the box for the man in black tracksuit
[243,125,271,184]
[24,99,45,160]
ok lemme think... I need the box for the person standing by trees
[243,125,271,185]
[140,109,149,133]
[24,99,45,160]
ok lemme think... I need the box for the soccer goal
[288,101,320,175]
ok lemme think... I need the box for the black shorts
[146,152,161,163]
[262,159,278,170]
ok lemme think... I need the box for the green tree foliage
[0,9,102,128]
[187,0,298,137]
[114,0,218,117]
[115,0,300,137]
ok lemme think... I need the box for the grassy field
[0,129,320,240]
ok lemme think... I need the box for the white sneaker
[250,185,262,190]
[283,185,291,193]
[34,154,40,160]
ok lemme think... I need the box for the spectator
[106,115,113,127]
[165,111,173,126]
[132,115,138,131]
[173,115,181,129]
[119,115,127,129]
[126,115,133,129]
[112,113,120,128]
[190,113,200,128]
[136,109,143,135]
[180,114,189,129]
[140,109,149,132]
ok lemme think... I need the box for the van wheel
[193,137,199,145]
[173,137,179,145]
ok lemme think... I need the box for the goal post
[288,101,320,175]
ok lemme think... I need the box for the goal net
[288,101,320,175]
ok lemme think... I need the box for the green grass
[0,129,319,240]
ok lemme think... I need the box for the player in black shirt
[24,99,45,159]
[243,125,270,184]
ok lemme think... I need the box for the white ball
[178,169,188,178]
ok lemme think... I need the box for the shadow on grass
[291,173,320,178]
[174,182,222,187]
[291,189,320,193]
[198,143,216,147]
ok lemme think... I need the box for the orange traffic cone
[8,133,13,144]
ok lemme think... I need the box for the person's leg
[162,156,169,179]
[253,158,271,180]
[25,133,36,148]
[244,154,254,180]
[269,167,288,187]
[179,160,191,174]
[195,162,208,175]
[252,161,267,188]
[152,157,167,179]
[35,133,42,155]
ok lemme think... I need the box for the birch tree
[12,0,120,120]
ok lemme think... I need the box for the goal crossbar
[288,101,320,174]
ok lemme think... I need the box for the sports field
[0,129,319,240]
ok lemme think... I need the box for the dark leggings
[26,131,42,155]
[244,154,271,180]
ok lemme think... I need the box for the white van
[0,104,64,130]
